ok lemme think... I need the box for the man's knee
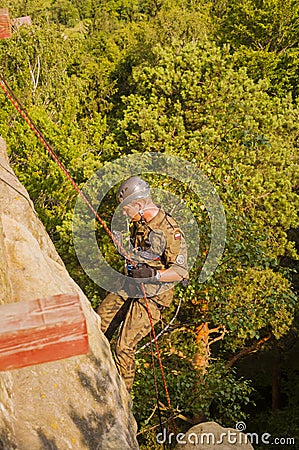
[96,292,126,333]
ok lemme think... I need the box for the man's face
[122,202,141,221]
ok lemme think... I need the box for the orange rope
[141,283,176,432]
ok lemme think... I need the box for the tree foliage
[211,0,299,97]
[0,0,298,446]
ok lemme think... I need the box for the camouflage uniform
[97,209,188,391]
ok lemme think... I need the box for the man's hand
[129,264,157,279]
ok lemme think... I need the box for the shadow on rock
[69,407,116,450]
[37,429,59,450]
[69,352,119,449]
[0,427,17,450]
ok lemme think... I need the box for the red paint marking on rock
[0,294,89,371]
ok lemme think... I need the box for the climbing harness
[0,75,176,434]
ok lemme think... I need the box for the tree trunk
[193,300,210,373]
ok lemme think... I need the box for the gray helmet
[117,176,150,206]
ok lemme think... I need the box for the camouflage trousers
[96,292,162,391]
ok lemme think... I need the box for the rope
[137,297,182,353]
[141,284,176,433]
[0,75,176,433]
[0,78,124,251]
[148,326,166,449]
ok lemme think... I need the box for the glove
[129,264,157,279]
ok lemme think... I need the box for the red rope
[0,76,176,432]
[141,283,176,432]
[0,77,131,258]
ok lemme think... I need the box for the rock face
[0,137,139,450]
[173,422,254,450]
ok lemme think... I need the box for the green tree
[210,0,299,97]
[114,41,298,426]
[1,0,298,444]
[0,16,118,302]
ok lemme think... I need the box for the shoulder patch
[176,254,185,265]
[174,232,181,240]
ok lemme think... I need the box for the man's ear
[135,201,143,210]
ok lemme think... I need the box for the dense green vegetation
[0,1,298,448]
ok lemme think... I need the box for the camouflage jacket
[127,209,188,305]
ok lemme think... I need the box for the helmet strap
[139,208,146,223]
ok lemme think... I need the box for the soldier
[96,176,188,391]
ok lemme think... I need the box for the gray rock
[0,138,139,450]
[173,422,254,450]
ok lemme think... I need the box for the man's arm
[156,267,183,282]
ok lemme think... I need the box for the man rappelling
[96,176,188,391]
